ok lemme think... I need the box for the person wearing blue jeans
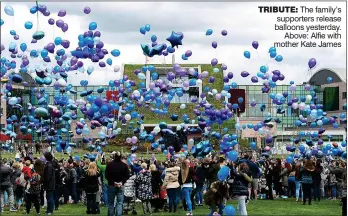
[182,187,193,214]
[107,186,124,216]
[195,185,204,205]
[167,188,179,213]
[102,183,108,205]
[208,203,224,216]
[295,180,303,201]
[46,190,55,214]
[331,185,337,200]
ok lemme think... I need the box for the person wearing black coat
[313,159,323,201]
[272,159,282,198]
[264,160,274,200]
[43,152,55,215]
[83,162,101,214]
[149,164,162,212]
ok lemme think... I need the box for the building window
[343,92,347,99]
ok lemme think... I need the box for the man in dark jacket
[0,160,17,212]
[43,152,56,215]
[105,151,130,216]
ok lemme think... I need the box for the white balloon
[57,78,67,87]
[176,125,182,131]
[306,95,312,102]
[292,102,299,110]
[180,104,186,109]
[299,102,306,110]
[188,139,194,145]
[196,79,202,85]
[114,65,120,72]
[133,90,140,97]
[125,114,131,121]
[212,89,218,95]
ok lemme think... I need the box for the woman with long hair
[300,159,315,205]
[313,159,323,202]
[150,164,162,213]
[83,162,101,214]
[294,161,303,202]
[280,162,291,196]
[180,159,195,216]
[273,159,282,198]
[162,161,181,213]
[230,162,252,216]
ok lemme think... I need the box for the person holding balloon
[300,159,315,205]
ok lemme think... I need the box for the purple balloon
[209,76,215,83]
[185,50,192,57]
[14,35,19,40]
[272,70,281,76]
[61,23,69,32]
[211,58,218,66]
[223,76,229,83]
[70,57,78,66]
[251,76,258,83]
[22,58,29,67]
[61,40,70,49]
[43,56,51,62]
[308,58,316,69]
[212,41,217,49]
[77,61,84,68]
[94,31,101,37]
[48,18,55,25]
[278,74,285,81]
[227,72,233,79]
[84,7,91,14]
[46,43,55,53]
[221,30,227,36]
[58,9,66,17]
[272,75,279,82]
[252,41,259,49]
[221,64,227,70]
[56,19,64,28]
[99,61,106,67]
[241,71,249,77]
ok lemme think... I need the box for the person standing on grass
[0,159,17,212]
[135,163,153,215]
[24,160,42,215]
[313,159,323,202]
[96,153,111,206]
[83,162,101,214]
[43,152,55,215]
[162,161,181,214]
[341,167,346,216]
[105,151,130,216]
[300,159,315,205]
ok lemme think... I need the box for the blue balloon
[243,51,250,59]
[89,22,97,30]
[106,58,112,66]
[206,29,213,36]
[20,43,27,52]
[140,27,146,35]
[269,47,276,53]
[41,49,48,58]
[0,19,4,26]
[270,51,277,58]
[30,6,37,14]
[223,205,236,216]
[250,141,256,150]
[24,21,33,29]
[327,77,333,83]
[275,55,283,62]
[181,54,188,60]
[151,35,157,42]
[54,37,62,45]
[227,150,238,162]
[144,24,150,32]
[260,65,267,73]
[111,49,120,57]
[4,5,14,16]
[10,30,16,36]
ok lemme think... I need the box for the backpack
[63,168,72,184]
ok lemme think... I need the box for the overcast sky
[1,2,346,86]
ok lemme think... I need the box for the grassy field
[1,199,342,215]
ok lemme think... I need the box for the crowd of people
[0,147,346,216]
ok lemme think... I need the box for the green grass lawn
[1,199,341,215]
